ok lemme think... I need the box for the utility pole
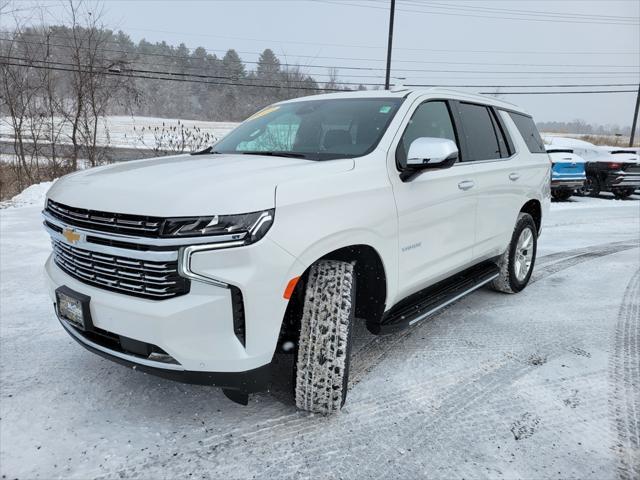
[384,0,396,90]
[630,83,640,147]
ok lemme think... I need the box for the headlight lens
[161,209,274,244]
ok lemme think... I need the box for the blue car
[547,148,587,200]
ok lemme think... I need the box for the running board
[369,262,499,335]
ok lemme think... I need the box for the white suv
[44,89,550,413]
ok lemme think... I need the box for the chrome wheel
[514,227,534,282]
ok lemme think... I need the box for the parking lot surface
[1,195,638,479]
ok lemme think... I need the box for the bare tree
[325,67,339,90]
[0,17,46,191]
[0,0,140,199]
[62,0,138,167]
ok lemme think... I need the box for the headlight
[161,209,274,244]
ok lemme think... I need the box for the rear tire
[295,260,355,414]
[613,188,634,199]
[491,213,537,294]
[580,175,600,197]
[551,189,572,201]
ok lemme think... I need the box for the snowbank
[0,180,55,209]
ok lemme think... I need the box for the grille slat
[52,239,189,300]
[47,200,163,237]
[53,241,175,275]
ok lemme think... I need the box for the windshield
[213,97,404,161]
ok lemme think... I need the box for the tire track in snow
[532,242,638,284]
[91,242,638,479]
[536,239,637,266]
[351,240,639,387]
[610,268,640,480]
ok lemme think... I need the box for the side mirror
[401,137,459,182]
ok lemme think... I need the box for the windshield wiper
[241,151,308,159]
[191,146,222,155]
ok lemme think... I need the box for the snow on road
[0,195,639,479]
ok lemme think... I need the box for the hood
[47,153,354,216]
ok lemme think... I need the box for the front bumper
[58,315,270,392]
[45,232,304,379]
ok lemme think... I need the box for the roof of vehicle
[276,88,529,115]
[544,136,596,149]
[543,137,639,163]
[547,151,586,163]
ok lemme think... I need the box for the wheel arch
[278,243,388,348]
[520,199,542,234]
[319,244,387,325]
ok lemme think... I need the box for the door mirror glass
[401,137,459,181]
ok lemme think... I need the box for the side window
[507,112,546,153]
[396,101,457,169]
[457,103,501,161]
[489,109,510,158]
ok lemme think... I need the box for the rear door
[452,102,524,261]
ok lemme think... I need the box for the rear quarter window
[508,112,546,153]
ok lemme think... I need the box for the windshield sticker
[247,106,280,121]
[379,105,393,114]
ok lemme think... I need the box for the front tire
[491,213,538,294]
[295,260,355,414]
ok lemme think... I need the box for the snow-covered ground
[0,116,238,149]
[0,192,639,479]
[0,180,55,209]
[541,132,634,148]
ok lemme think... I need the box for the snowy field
[0,192,639,479]
[0,116,238,149]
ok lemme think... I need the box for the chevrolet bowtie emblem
[62,228,81,245]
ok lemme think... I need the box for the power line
[313,0,640,26]
[398,0,638,23]
[4,32,638,69]
[1,54,379,87]
[3,42,638,83]
[478,90,638,95]
[0,59,344,92]
[5,54,638,88]
[120,25,640,53]
[2,37,637,76]
[2,58,637,96]
[406,83,640,88]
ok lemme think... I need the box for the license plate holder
[56,286,93,331]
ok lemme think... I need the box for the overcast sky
[4,0,639,127]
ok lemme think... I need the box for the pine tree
[222,49,246,80]
[256,49,280,81]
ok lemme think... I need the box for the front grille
[47,200,163,237]
[52,239,189,299]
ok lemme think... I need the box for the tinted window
[457,103,501,161]
[396,101,457,168]
[489,109,511,158]
[508,112,546,153]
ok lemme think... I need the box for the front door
[389,100,477,300]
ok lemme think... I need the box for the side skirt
[368,261,499,335]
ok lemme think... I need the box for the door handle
[509,172,520,181]
[458,180,475,191]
